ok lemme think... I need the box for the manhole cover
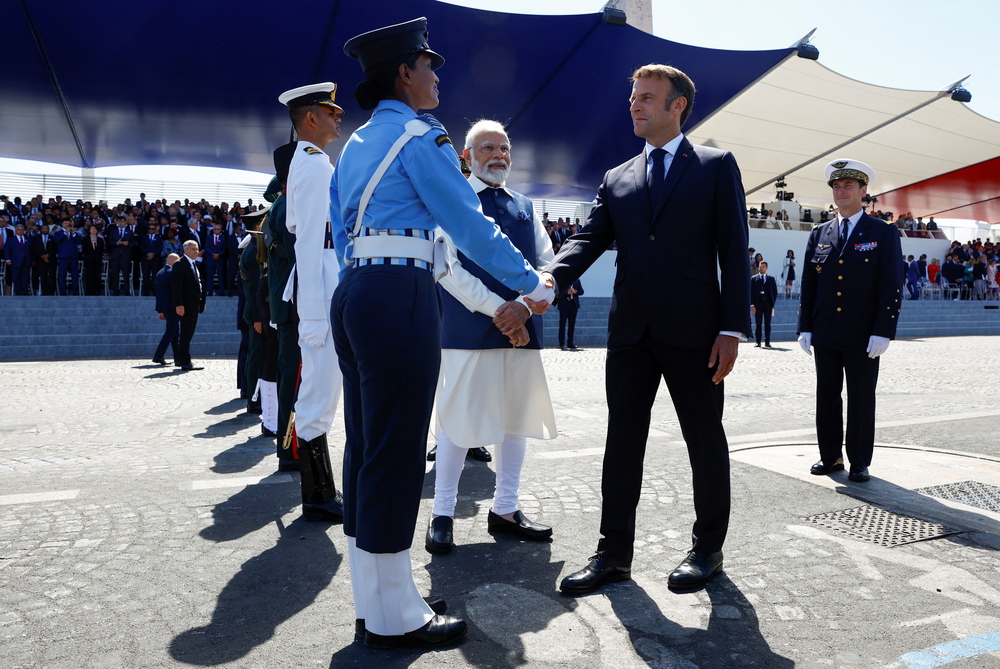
[805,505,958,547]
[915,480,1000,514]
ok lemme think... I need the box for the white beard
[473,161,510,187]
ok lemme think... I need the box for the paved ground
[2,336,999,668]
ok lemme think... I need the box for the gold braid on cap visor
[828,169,869,186]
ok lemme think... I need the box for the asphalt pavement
[2,336,999,668]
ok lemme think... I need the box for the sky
[3,0,998,189]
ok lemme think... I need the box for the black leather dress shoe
[668,550,724,589]
[355,597,448,640]
[180,364,204,371]
[810,457,845,475]
[559,552,631,595]
[848,466,870,482]
[246,400,262,415]
[425,516,454,554]
[152,358,167,365]
[426,445,437,461]
[487,510,552,541]
[466,447,492,462]
[277,458,298,472]
[262,425,277,437]
[302,491,344,522]
[754,343,761,348]
[365,614,467,650]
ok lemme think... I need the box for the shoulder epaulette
[435,135,452,147]
[304,147,323,155]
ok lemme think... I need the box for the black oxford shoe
[848,466,870,482]
[810,457,845,475]
[668,550,724,589]
[425,516,454,554]
[426,445,437,461]
[466,447,492,462]
[152,358,167,365]
[302,491,344,522]
[356,597,448,640]
[559,552,631,595]
[487,510,552,541]
[365,614,467,650]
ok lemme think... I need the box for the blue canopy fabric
[5,0,791,199]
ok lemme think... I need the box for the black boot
[297,435,344,522]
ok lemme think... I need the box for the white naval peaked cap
[825,159,875,187]
[277,82,343,112]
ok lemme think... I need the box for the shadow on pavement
[198,474,307,543]
[204,397,245,415]
[607,573,794,668]
[210,434,276,474]
[144,368,187,379]
[194,414,256,439]
[170,516,341,666]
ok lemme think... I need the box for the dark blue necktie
[839,219,847,246]
[648,148,667,207]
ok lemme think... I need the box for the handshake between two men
[492,272,556,347]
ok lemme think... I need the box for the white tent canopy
[688,56,1000,213]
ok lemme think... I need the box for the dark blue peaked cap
[344,17,445,73]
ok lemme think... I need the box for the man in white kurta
[426,120,557,554]
[278,82,345,521]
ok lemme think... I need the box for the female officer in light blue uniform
[332,18,554,650]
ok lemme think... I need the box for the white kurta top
[433,176,557,448]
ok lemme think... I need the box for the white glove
[299,319,329,348]
[798,332,813,356]
[866,335,890,359]
[269,321,278,330]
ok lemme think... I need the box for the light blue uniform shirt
[330,99,539,294]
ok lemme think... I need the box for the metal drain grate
[915,480,1000,514]
[806,505,958,547]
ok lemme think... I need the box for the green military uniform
[264,176,301,451]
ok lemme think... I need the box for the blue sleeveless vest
[440,187,543,350]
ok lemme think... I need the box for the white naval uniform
[285,140,342,442]
[432,175,557,517]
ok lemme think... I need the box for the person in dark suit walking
[540,64,750,596]
[798,159,902,483]
[152,253,181,365]
[557,279,584,350]
[4,223,33,295]
[171,240,207,370]
[750,261,778,347]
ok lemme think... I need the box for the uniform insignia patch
[818,244,831,249]
[435,134,452,147]
[832,161,848,168]
[304,147,322,155]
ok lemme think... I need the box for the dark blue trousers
[57,258,80,295]
[814,347,879,469]
[153,312,180,361]
[332,265,440,554]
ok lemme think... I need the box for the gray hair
[465,119,508,150]
[182,239,199,250]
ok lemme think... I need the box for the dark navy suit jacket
[547,137,751,348]
[154,264,175,313]
[750,273,777,309]
[798,212,903,350]
[4,235,32,266]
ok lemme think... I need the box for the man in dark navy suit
[797,159,902,483]
[542,64,751,595]
[750,261,778,347]
[30,223,57,295]
[557,279,584,350]
[171,240,207,370]
[53,218,82,295]
[139,221,164,296]
[152,253,180,365]
[203,220,227,296]
[4,223,33,295]
[106,215,133,295]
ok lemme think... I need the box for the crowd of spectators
[904,239,999,300]
[1,193,262,297]
[542,213,582,253]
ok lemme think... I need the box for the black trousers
[558,306,578,346]
[753,306,772,344]
[141,257,162,296]
[332,264,440,554]
[276,318,301,453]
[108,258,130,295]
[813,347,879,468]
[153,312,180,360]
[598,331,730,562]
[175,310,199,366]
